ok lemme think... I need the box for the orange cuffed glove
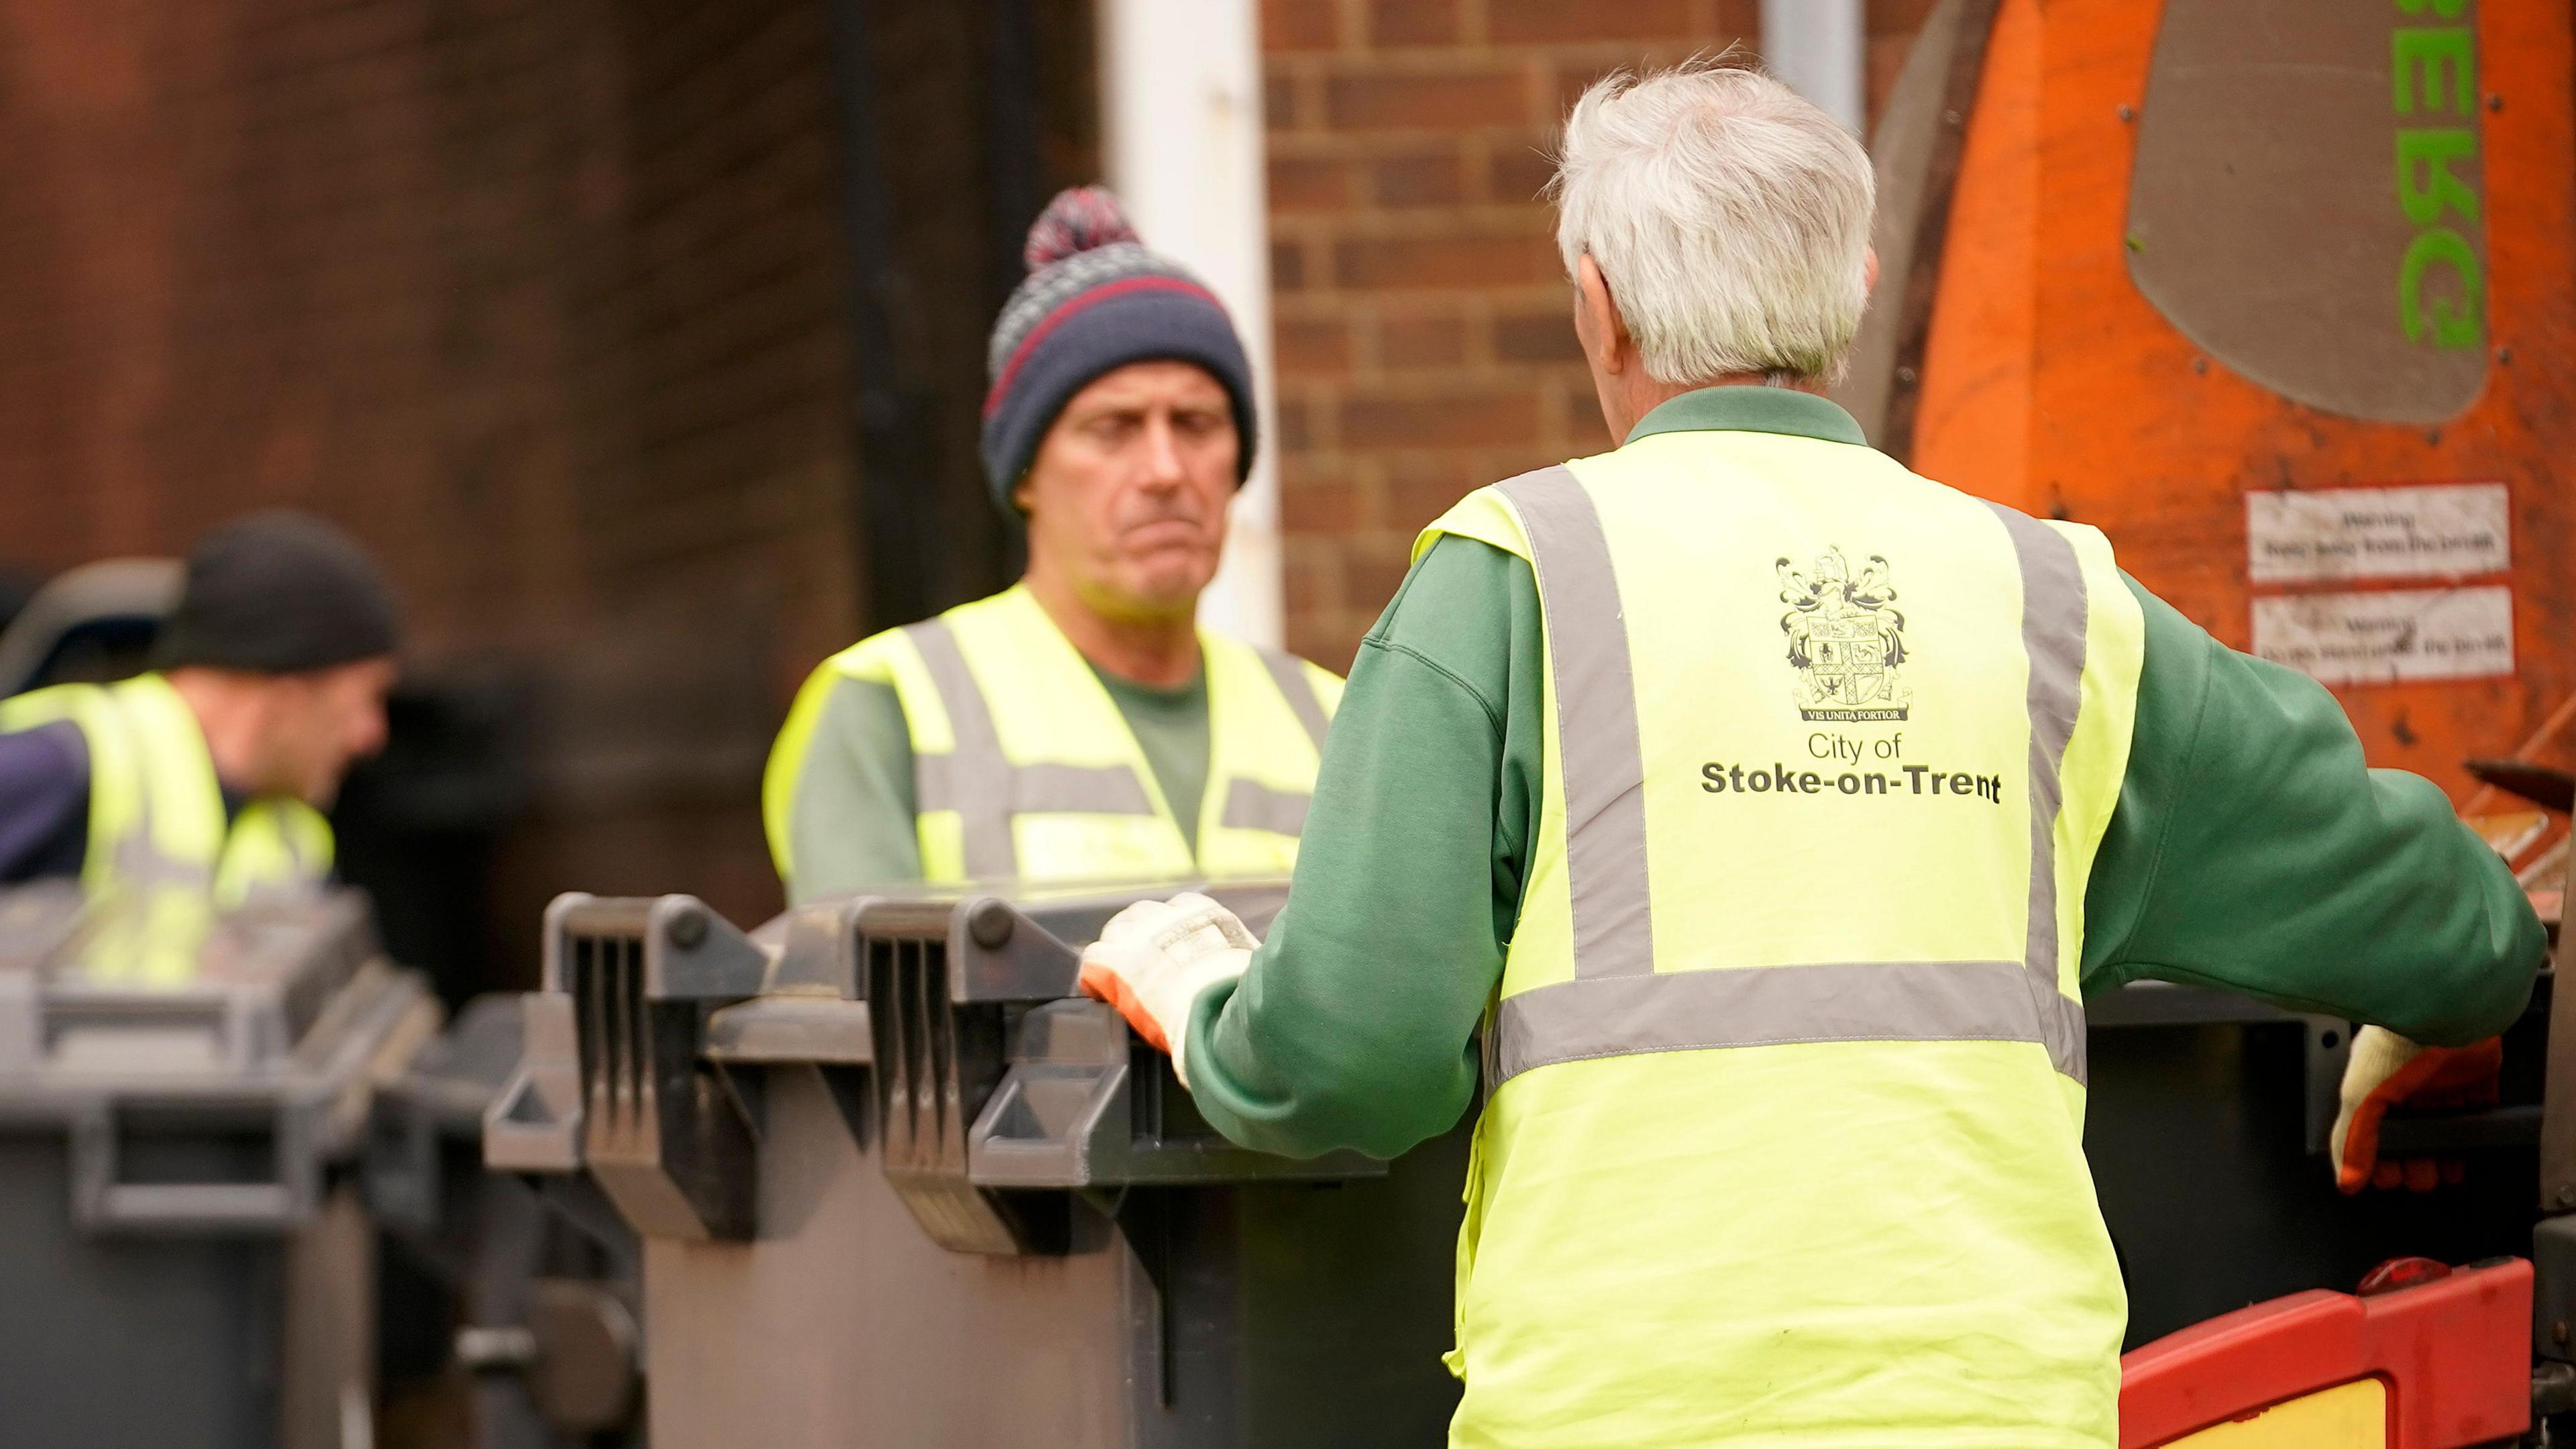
[1076,893,1255,1089]
[2328,1026,2503,1193]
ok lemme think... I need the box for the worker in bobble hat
[763,186,1340,902]
[1074,62,2540,1446]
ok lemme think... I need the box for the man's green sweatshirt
[1181,387,2544,1161]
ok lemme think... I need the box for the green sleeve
[778,676,925,904]
[1184,536,1544,1160]
[2080,576,2543,1044]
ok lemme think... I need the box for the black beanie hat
[980,186,1258,517]
[154,510,402,674]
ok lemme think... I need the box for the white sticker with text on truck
[2251,585,2512,686]
[2245,482,2508,584]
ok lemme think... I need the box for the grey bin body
[490,881,1466,1447]
[0,883,437,1449]
[492,876,2567,1444]
[383,992,647,1449]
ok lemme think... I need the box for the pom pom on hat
[1022,186,1140,270]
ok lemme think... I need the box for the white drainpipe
[1761,0,1868,135]
[1096,0,1283,648]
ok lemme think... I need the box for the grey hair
[1551,62,1875,385]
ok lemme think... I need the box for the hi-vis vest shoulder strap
[1417,433,2145,1448]
[0,674,335,904]
[765,586,1340,884]
[0,674,333,981]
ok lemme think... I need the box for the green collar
[1623,385,1870,447]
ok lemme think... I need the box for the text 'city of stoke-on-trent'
[1701,761,2006,803]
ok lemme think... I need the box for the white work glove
[1077,892,1255,1089]
[2329,1025,2501,1193]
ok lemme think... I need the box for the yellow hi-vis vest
[0,674,334,981]
[1419,431,2145,1448]
[764,584,1341,883]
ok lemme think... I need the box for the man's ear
[1574,254,1631,376]
[1864,246,1880,294]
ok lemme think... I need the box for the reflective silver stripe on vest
[905,620,1161,879]
[1489,469,2094,1086]
[1983,501,2092,1082]
[1220,779,1310,837]
[914,755,1155,816]
[1496,466,1655,979]
[1257,647,1331,755]
[1495,959,2086,1082]
[906,621,1021,877]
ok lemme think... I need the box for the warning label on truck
[2251,586,2512,685]
[2245,483,2509,583]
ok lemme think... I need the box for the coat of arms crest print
[1777,547,1911,721]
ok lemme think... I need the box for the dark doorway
[828,0,1102,630]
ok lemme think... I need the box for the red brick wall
[1263,0,1930,670]
[496,0,868,933]
[0,0,862,943]
[0,0,861,663]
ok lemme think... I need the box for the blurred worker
[764,188,1339,902]
[0,511,398,929]
[1077,64,2542,1448]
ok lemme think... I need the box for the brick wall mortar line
[1269,129,1545,161]
[1309,203,1556,236]
[1460,0,1491,50]
[1309,52,1664,82]
[1337,0,1366,52]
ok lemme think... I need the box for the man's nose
[354,704,389,757]
[1138,414,1187,486]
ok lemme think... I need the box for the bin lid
[0,884,403,1086]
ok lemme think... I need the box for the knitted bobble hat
[980,186,1257,517]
